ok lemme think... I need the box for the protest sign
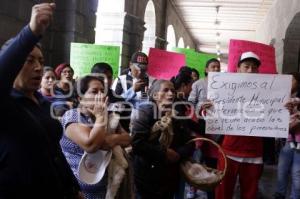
[70,43,120,78]
[205,72,291,138]
[198,53,217,77]
[172,48,217,78]
[172,48,202,77]
[227,39,276,74]
[148,48,186,79]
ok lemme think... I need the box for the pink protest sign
[148,48,186,80]
[227,39,277,74]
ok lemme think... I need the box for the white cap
[78,150,112,184]
[239,51,261,66]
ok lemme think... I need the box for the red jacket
[222,135,263,158]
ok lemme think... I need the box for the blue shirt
[121,86,149,109]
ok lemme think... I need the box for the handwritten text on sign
[206,72,291,138]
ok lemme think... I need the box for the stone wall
[166,0,196,50]
[0,0,196,70]
[0,0,33,46]
[0,0,98,67]
[122,0,197,69]
[44,0,98,67]
[255,0,300,73]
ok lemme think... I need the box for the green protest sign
[172,48,202,78]
[198,52,217,76]
[70,43,120,78]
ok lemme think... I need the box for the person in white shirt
[112,52,155,109]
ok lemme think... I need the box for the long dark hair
[170,66,193,90]
[290,72,300,83]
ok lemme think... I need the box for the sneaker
[290,142,296,149]
[296,143,300,150]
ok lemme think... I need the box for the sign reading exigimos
[206,72,291,138]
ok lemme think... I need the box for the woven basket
[180,137,227,191]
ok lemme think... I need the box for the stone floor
[257,165,278,199]
[234,164,278,199]
[184,164,280,199]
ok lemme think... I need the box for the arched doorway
[166,25,176,51]
[142,0,156,54]
[178,37,185,48]
[283,12,300,72]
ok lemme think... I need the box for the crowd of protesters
[0,2,300,199]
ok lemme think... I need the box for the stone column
[0,0,32,45]
[122,13,146,69]
[42,0,98,67]
[282,39,300,72]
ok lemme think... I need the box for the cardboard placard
[147,48,186,80]
[227,39,276,74]
[206,72,291,138]
[70,43,120,78]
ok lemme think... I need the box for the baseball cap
[238,51,261,66]
[78,150,112,184]
[130,52,148,71]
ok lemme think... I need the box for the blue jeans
[275,142,300,199]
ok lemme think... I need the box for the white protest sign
[206,72,291,138]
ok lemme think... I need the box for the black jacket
[0,26,79,198]
[131,102,194,197]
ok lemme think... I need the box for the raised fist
[29,3,56,36]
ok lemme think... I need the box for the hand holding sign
[284,97,300,113]
[200,100,214,117]
[206,72,291,138]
